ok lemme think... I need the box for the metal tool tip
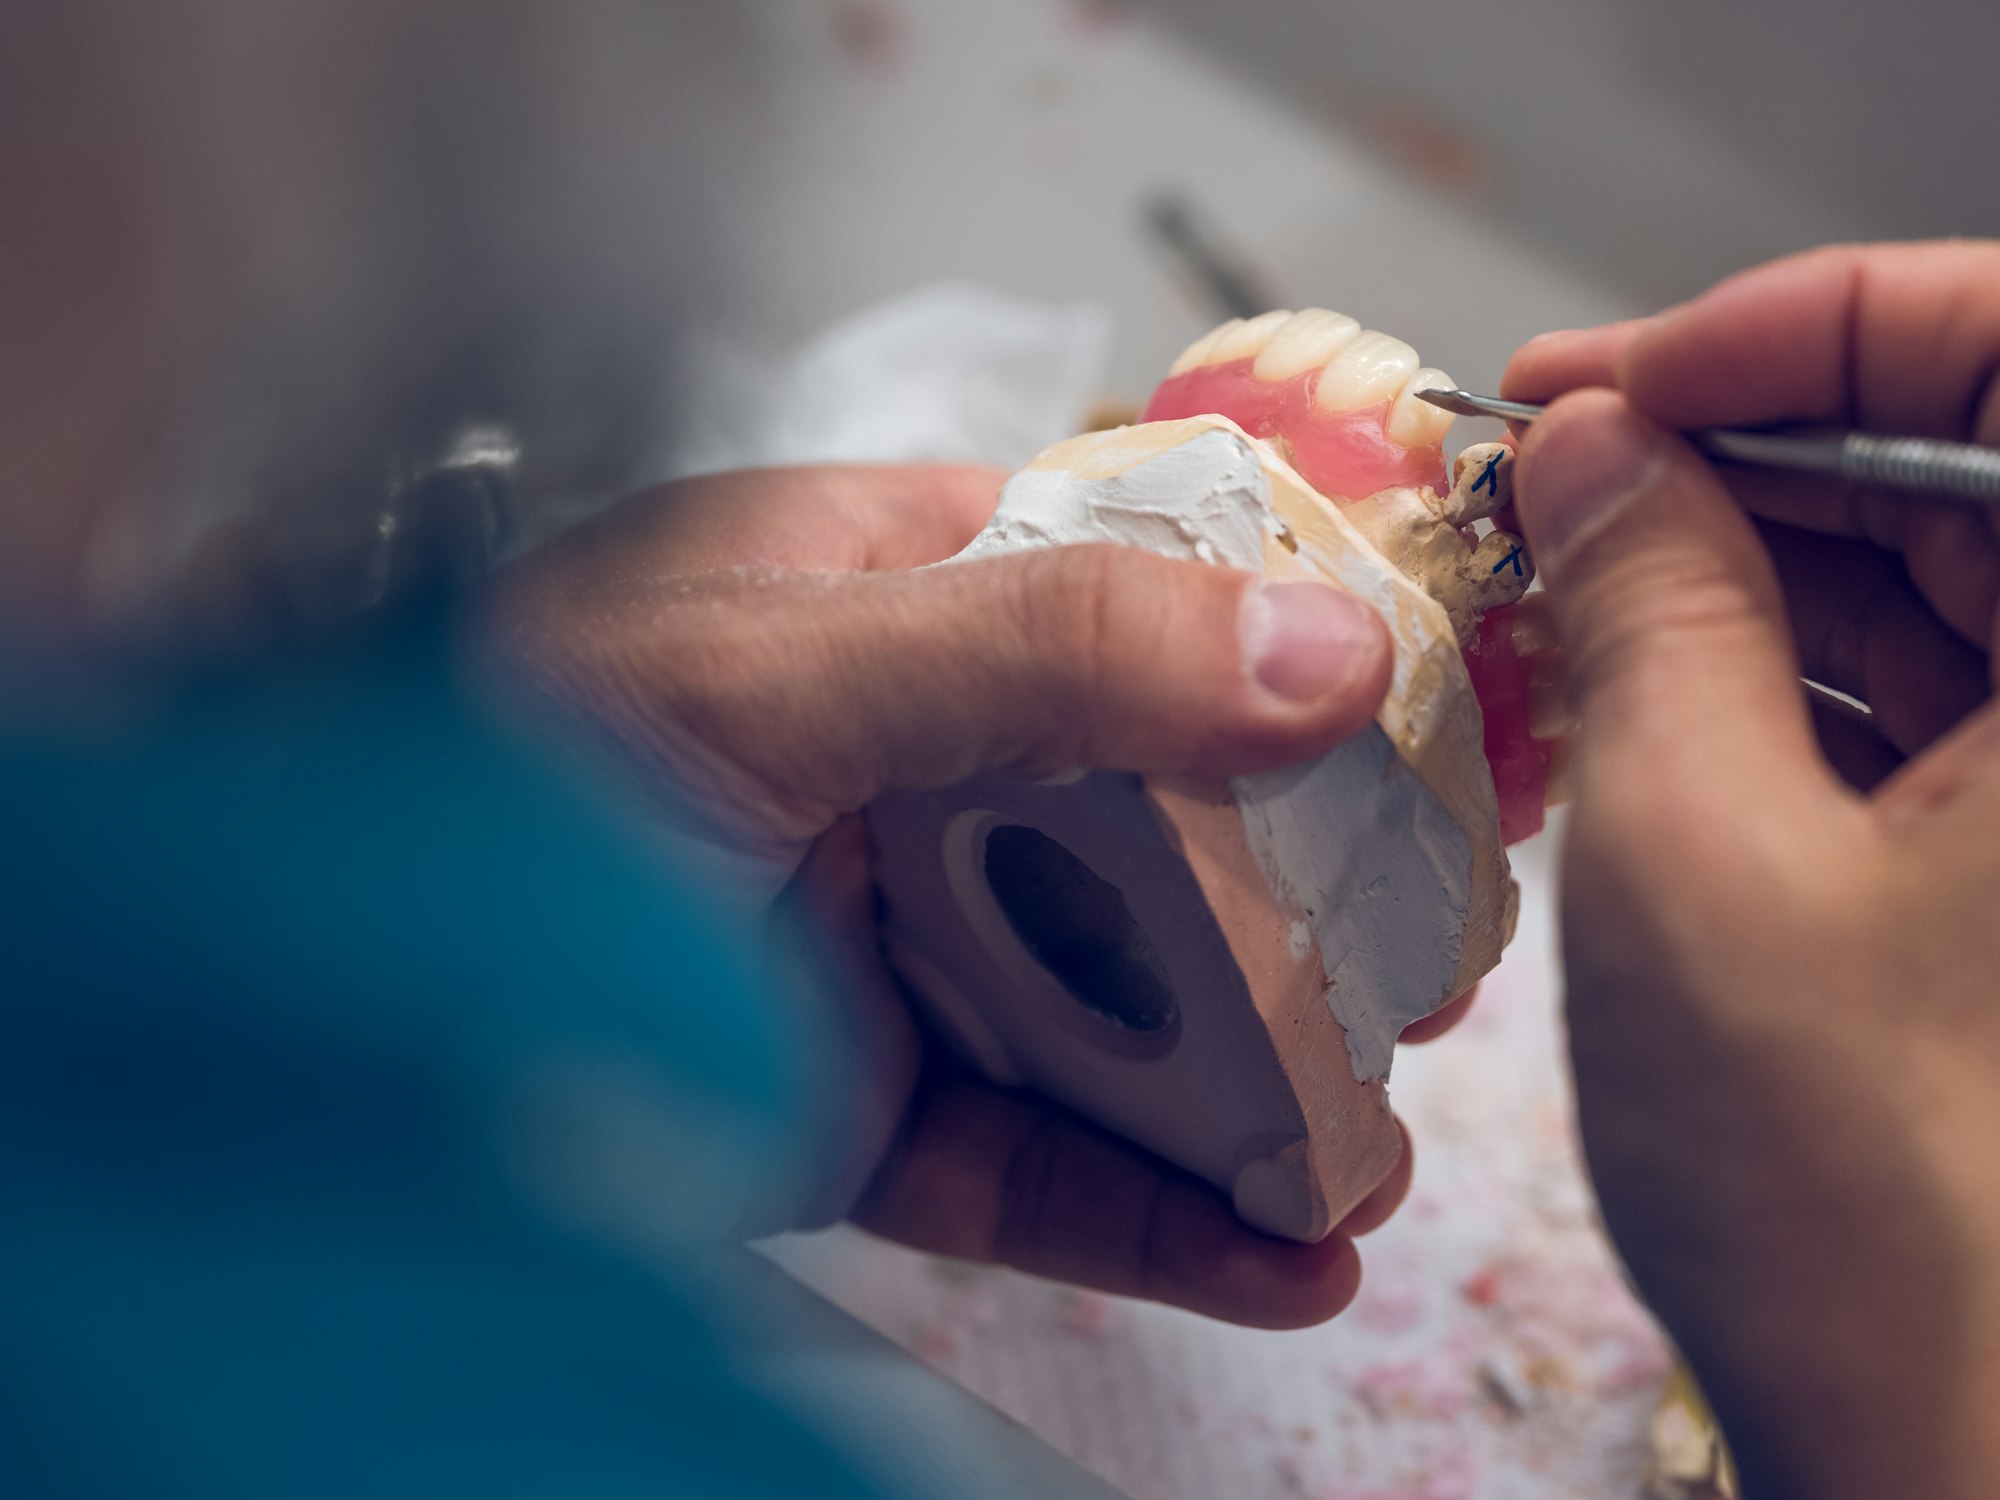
[1415,388,1546,423]
[1414,387,1489,418]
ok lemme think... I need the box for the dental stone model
[865,310,1567,1242]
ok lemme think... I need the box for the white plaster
[1287,920,1313,960]
[1237,740,1469,1080]
[961,427,1277,571]
[957,423,1473,1083]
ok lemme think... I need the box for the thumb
[689,543,1393,829]
[1512,390,1834,815]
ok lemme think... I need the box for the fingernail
[1241,582,1383,703]
[1517,396,1668,576]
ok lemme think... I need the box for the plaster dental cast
[870,310,1551,1242]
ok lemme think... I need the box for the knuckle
[991,1113,1065,1267]
[1033,545,1127,663]
[1014,545,1147,733]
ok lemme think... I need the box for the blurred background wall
[1142,0,1995,305]
[20,0,1984,630]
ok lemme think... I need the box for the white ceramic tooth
[1528,666,1574,742]
[1252,309,1361,383]
[1386,368,1458,447]
[1314,330,1421,413]
[1169,319,1242,376]
[1204,309,1293,365]
[1509,595,1559,655]
[1544,737,1575,806]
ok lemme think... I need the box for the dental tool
[1418,388,2000,506]
[1143,194,1276,323]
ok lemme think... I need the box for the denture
[866,311,1562,1243]
[1149,309,1563,842]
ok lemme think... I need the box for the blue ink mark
[1492,544,1525,577]
[1473,451,1506,497]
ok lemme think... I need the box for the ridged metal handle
[1840,433,2000,503]
[1695,428,2000,504]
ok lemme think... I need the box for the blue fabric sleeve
[0,628,890,1499]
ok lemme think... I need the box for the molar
[1509,594,1558,655]
[1526,648,1573,740]
[1385,368,1457,448]
[1315,330,1421,414]
[1544,736,1575,807]
[1254,309,1361,383]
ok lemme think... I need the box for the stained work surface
[766,822,1673,1500]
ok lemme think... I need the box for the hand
[1504,242,2000,1498]
[474,463,1451,1328]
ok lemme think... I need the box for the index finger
[1504,245,2000,639]
[1502,317,1655,405]
[1620,242,2000,442]
[1626,244,2000,633]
